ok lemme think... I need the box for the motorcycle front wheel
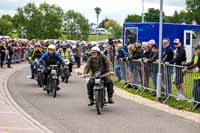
[95,90,103,115]
[52,79,57,98]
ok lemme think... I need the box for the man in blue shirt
[37,44,66,90]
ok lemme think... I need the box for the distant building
[90,23,111,35]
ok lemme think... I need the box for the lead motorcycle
[46,65,59,98]
[89,71,111,115]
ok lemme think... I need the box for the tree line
[124,0,200,24]
[0,0,199,40]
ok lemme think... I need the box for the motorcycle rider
[37,44,66,90]
[83,46,114,106]
[28,43,44,79]
[60,43,73,74]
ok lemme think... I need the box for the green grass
[88,34,108,41]
[113,76,200,114]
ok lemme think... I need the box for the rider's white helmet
[91,46,100,53]
[72,45,77,49]
[48,44,56,50]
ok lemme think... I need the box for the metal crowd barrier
[115,58,200,110]
[1,48,30,65]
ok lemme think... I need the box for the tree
[144,8,164,22]
[125,14,141,22]
[165,10,191,24]
[104,19,122,38]
[13,2,64,39]
[39,2,64,39]
[13,3,41,39]
[186,0,200,24]
[99,18,109,28]
[63,10,90,40]
[0,15,14,35]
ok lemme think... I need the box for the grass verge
[88,34,108,41]
[114,80,200,114]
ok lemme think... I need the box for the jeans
[75,55,81,68]
[152,72,157,91]
[193,80,200,102]
[165,67,172,95]
[115,64,121,80]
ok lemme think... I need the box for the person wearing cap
[183,45,200,107]
[83,46,114,106]
[162,38,174,95]
[170,39,186,100]
[37,44,66,91]
[144,45,159,96]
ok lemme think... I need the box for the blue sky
[0,0,186,24]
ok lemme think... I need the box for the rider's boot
[88,98,94,106]
[43,85,47,91]
[108,97,114,104]
[57,86,61,91]
[31,74,34,79]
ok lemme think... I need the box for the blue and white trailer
[123,22,200,62]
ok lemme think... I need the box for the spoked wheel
[65,71,70,83]
[46,77,51,95]
[61,77,65,82]
[65,76,69,83]
[37,75,43,87]
[52,80,57,98]
[95,90,103,115]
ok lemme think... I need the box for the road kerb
[1,64,54,133]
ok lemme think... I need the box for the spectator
[162,38,174,95]
[0,42,6,68]
[144,45,158,96]
[127,43,142,89]
[183,45,200,107]
[115,43,127,81]
[170,39,186,100]
[6,43,14,68]
[148,39,156,58]
[141,42,150,90]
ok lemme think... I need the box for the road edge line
[2,65,54,133]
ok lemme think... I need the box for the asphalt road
[7,67,200,133]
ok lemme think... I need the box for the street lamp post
[142,0,144,23]
[21,27,24,39]
[156,0,163,100]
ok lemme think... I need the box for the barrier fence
[115,59,200,111]
[0,48,31,65]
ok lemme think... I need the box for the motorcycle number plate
[94,86,101,90]
[52,76,58,79]
[95,79,101,84]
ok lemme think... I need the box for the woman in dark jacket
[0,42,6,68]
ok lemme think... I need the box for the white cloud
[0,0,186,24]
